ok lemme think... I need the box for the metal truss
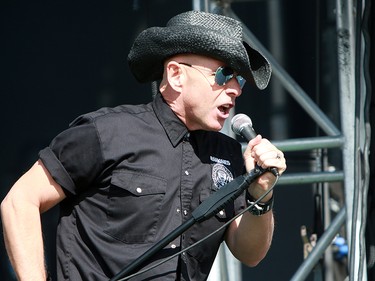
[194,0,371,280]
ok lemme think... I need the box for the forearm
[227,134,285,266]
[226,210,274,267]
[1,195,47,280]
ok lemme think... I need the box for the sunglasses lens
[215,66,246,89]
[236,76,246,89]
[215,67,233,86]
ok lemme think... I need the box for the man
[1,10,286,280]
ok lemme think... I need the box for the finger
[255,150,286,171]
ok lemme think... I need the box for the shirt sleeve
[39,118,104,196]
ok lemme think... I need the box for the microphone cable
[116,171,280,281]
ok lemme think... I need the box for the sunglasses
[179,63,246,89]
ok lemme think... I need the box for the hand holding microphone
[231,113,285,177]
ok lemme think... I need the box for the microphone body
[231,113,257,141]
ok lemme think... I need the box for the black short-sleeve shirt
[39,93,246,281]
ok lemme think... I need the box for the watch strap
[246,190,274,216]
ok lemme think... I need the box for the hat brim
[128,25,271,90]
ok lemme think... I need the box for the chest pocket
[104,171,167,244]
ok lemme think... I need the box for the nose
[225,77,242,97]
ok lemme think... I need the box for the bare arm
[1,160,66,280]
[225,135,286,266]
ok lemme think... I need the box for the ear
[165,61,184,92]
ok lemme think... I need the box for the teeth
[219,105,230,113]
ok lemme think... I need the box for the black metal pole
[110,169,264,281]
[109,217,196,281]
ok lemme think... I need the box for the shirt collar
[152,92,189,147]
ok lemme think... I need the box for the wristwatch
[246,190,274,216]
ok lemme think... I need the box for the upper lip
[220,103,234,110]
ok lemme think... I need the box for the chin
[207,123,224,132]
[197,116,224,132]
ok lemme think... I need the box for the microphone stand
[109,167,267,281]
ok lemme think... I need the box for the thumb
[248,134,262,147]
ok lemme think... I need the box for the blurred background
[1,0,374,280]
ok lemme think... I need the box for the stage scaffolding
[194,0,371,280]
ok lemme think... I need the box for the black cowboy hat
[128,10,271,90]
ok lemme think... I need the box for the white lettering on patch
[210,156,231,166]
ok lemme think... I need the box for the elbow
[1,196,12,229]
[1,196,10,217]
[1,194,16,221]
[238,250,268,268]
[241,252,267,268]
[230,242,271,268]
[1,190,28,219]
[244,261,260,268]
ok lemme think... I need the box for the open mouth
[218,104,232,115]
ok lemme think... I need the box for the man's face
[178,55,244,131]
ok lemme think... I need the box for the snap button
[136,187,142,193]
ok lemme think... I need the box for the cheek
[185,86,210,107]
[183,84,222,116]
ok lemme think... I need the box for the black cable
[117,174,279,281]
[110,168,277,280]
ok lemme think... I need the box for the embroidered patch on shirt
[210,156,231,166]
[212,163,234,190]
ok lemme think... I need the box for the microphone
[231,113,257,141]
[231,113,279,177]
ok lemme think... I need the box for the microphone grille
[231,113,253,135]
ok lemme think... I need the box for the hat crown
[128,10,271,89]
[167,11,242,40]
